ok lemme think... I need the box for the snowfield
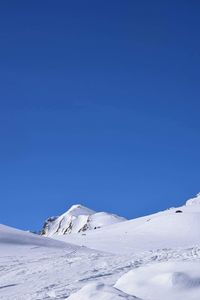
[1,193,200,299]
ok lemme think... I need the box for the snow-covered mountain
[1,193,200,300]
[40,204,126,237]
[54,193,200,254]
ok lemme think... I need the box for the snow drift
[67,282,140,300]
[115,261,200,300]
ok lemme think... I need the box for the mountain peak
[40,203,126,237]
[66,204,95,216]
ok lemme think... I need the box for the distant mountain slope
[54,193,200,254]
[41,204,126,237]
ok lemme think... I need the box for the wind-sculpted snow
[67,282,140,300]
[115,261,200,300]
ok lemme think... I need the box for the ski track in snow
[1,246,200,299]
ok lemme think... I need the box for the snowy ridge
[185,192,200,206]
[41,204,126,237]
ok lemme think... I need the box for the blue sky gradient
[0,1,200,230]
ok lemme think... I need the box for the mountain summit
[40,204,126,237]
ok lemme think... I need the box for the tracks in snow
[1,246,200,299]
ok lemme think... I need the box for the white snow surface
[41,204,126,236]
[1,193,200,299]
[67,282,140,300]
[115,261,200,300]
[0,224,74,250]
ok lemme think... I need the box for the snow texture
[115,261,200,300]
[67,282,140,300]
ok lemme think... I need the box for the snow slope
[41,204,126,237]
[1,193,200,300]
[0,224,75,252]
[1,233,200,299]
[0,223,143,300]
[55,194,200,254]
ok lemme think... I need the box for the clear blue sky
[0,1,200,231]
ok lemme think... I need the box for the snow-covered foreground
[115,261,200,300]
[0,224,142,299]
[1,232,200,300]
[1,193,200,299]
